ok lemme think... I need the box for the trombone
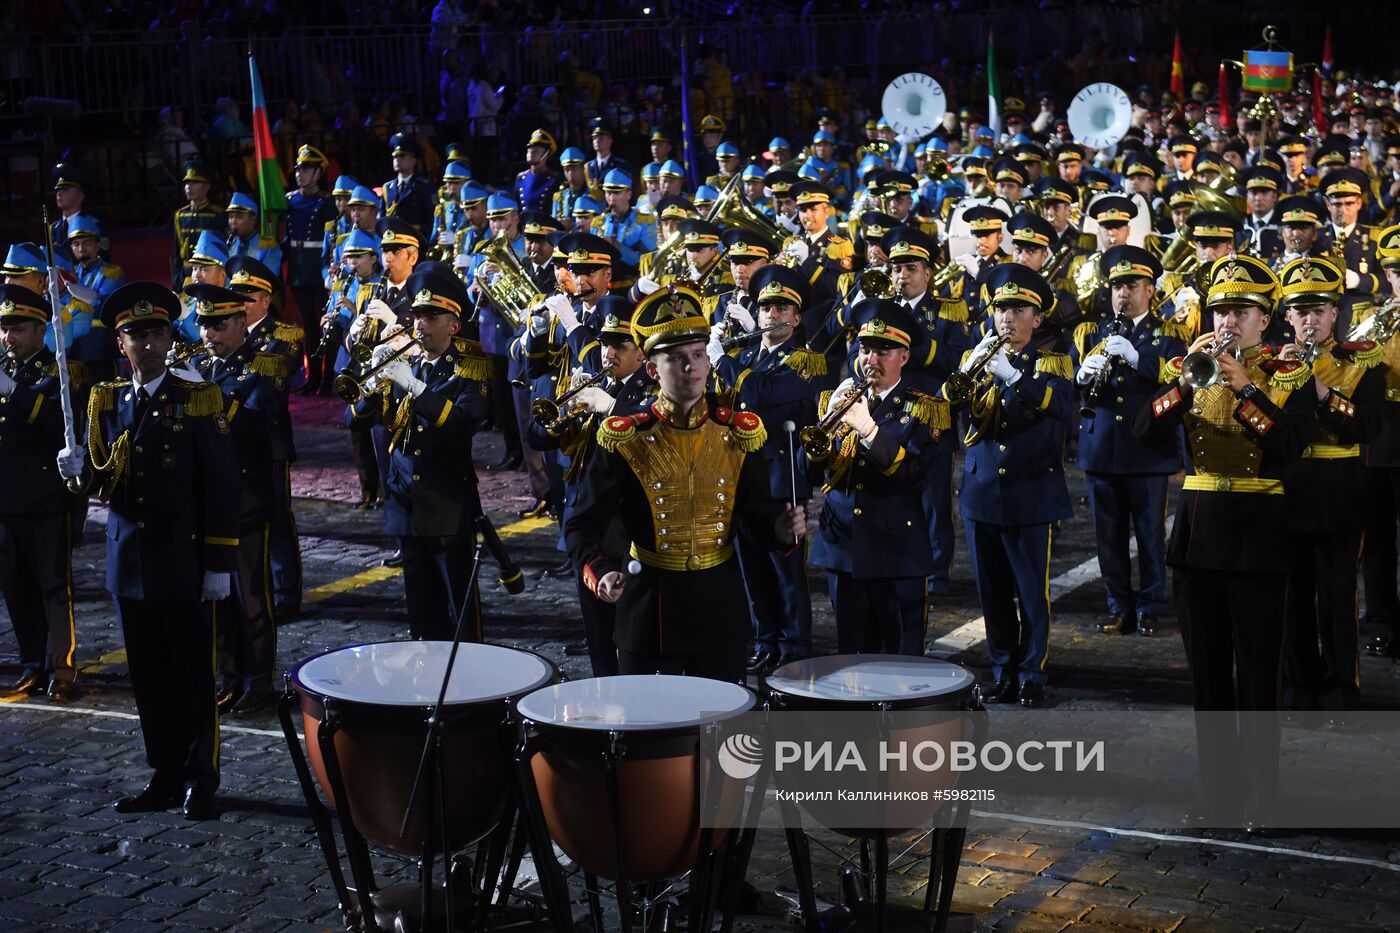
[799,375,874,459]
[530,363,615,427]
[333,335,424,403]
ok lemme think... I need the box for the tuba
[1067,83,1132,151]
[475,235,543,328]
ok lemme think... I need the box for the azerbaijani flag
[1243,49,1292,94]
[986,30,1000,138]
[248,53,285,239]
[1321,25,1333,79]
[1169,32,1185,100]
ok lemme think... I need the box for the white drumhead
[296,641,554,706]
[767,654,975,703]
[516,675,754,730]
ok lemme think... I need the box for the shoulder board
[472,241,490,254]
[781,347,828,379]
[596,411,653,452]
[903,390,951,431]
[248,352,288,378]
[41,360,60,378]
[936,296,968,323]
[637,212,656,225]
[1071,320,1099,355]
[454,351,492,383]
[825,237,855,260]
[1263,358,1312,391]
[712,406,767,452]
[1161,356,1185,381]
[272,321,304,344]
[1035,351,1074,380]
[324,219,337,233]
[102,265,124,279]
[172,379,226,417]
[1334,340,1384,368]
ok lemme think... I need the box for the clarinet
[1079,317,1125,418]
[310,264,352,360]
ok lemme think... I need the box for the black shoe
[1137,614,1159,637]
[544,559,574,578]
[230,691,278,719]
[1018,682,1045,708]
[46,678,74,702]
[114,781,181,813]
[1366,632,1399,658]
[746,648,779,674]
[381,549,403,568]
[182,787,217,821]
[1098,613,1133,635]
[216,685,241,716]
[10,670,44,695]
[978,676,1018,704]
[518,497,552,520]
[352,495,374,510]
[563,642,591,656]
[486,452,524,472]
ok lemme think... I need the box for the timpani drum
[765,654,977,836]
[515,674,755,883]
[287,641,556,855]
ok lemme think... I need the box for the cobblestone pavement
[2,395,1400,932]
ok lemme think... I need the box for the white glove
[1103,334,1139,367]
[67,281,100,305]
[707,322,726,365]
[383,360,426,396]
[987,349,1020,384]
[437,230,454,246]
[56,444,85,480]
[453,252,472,269]
[775,212,801,235]
[171,364,204,383]
[0,372,15,396]
[956,252,980,273]
[637,274,661,296]
[573,385,614,413]
[726,298,755,333]
[201,571,232,602]
[961,331,1000,372]
[1345,269,1361,290]
[365,299,397,325]
[1076,353,1110,384]
[529,312,549,336]
[545,293,579,331]
[1172,285,1200,310]
[842,395,876,441]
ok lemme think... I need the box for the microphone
[475,514,526,595]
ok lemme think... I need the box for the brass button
[1115,414,1123,422]
[998,443,1007,451]
[686,555,703,570]
[137,521,146,529]
[134,445,143,454]
[855,483,864,491]
[412,473,420,481]
[414,449,422,455]
[998,468,1007,475]
[853,507,863,516]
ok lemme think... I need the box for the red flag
[1313,67,1328,135]
[1218,63,1231,128]
[1321,25,1333,78]
[1170,32,1185,100]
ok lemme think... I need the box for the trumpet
[1181,332,1240,389]
[530,363,615,427]
[165,340,206,368]
[1041,243,1075,283]
[1298,324,1320,364]
[333,332,424,403]
[776,236,810,268]
[799,376,874,459]
[929,255,968,293]
[806,265,895,355]
[943,335,1010,404]
[1347,296,1400,342]
[721,322,792,350]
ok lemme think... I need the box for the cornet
[944,335,1010,404]
[799,376,874,459]
[1181,333,1240,389]
[334,329,424,403]
[165,341,206,368]
[530,362,615,427]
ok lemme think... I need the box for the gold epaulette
[904,391,951,430]
[1071,321,1099,357]
[272,321,304,344]
[248,352,288,378]
[454,352,492,383]
[1035,351,1074,381]
[597,412,651,452]
[936,296,968,322]
[825,236,855,261]
[174,379,227,416]
[1266,359,1312,392]
[1336,340,1385,368]
[66,361,88,385]
[701,294,721,320]
[41,360,59,378]
[782,347,827,378]
[714,407,767,452]
[1162,356,1184,382]
[1161,319,1194,344]
[88,379,127,420]
[103,264,124,279]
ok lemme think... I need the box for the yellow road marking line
[302,514,553,605]
[79,647,127,673]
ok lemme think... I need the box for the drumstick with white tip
[784,420,800,547]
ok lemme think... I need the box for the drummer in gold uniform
[565,284,806,680]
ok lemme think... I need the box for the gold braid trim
[1071,321,1100,359]
[388,395,416,450]
[821,429,861,492]
[1161,319,1195,344]
[782,347,828,378]
[904,392,951,431]
[454,354,493,384]
[174,380,226,417]
[248,352,286,377]
[1162,355,1184,381]
[67,361,89,386]
[596,415,638,452]
[1035,351,1074,380]
[817,390,834,415]
[272,321,305,345]
[1344,342,1386,368]
[85,381,130,502]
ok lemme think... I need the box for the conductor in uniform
[1071,246,1188,636]
[0,285,78,700]
[565,284,806,681]
[56,282,239,820]
[356,265,491,641]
